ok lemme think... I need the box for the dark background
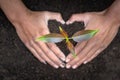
[1,0,120,80]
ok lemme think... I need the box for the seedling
[36,26,99,57]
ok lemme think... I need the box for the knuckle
[40,30,48,35]
[71,14,77,19]
[25,42,30,47]
[25,40,32,47]
[46,59,52,64]
[100,45,107,50]
[48,44,55,49]
[20,38,27,43]
[38,51,43,56]
[53,59,59,64]
[55,52,61,58]
[45,50,52,55]
[43,11,49,14]
[19,36,29,44]
[72,14,82,19]
[85,13,93,20]
[57,13,61,17]
[42,11,50,17]
[95,50,100,55]
[29,40,34,46]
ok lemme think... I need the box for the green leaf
[71,30,99,42]
[66,41,77,57]
[36,33,65,43]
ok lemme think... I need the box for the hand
[66,11,120,69]
[13,11,65,68]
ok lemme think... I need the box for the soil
[1,0,120,80]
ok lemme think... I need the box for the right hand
[13,11,65,68]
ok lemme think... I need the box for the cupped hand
[13,11,65,68]
[66,11,120,69]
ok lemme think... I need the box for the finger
[25,43,46,64]
[70,29,111,68]
[66,13,89,25]
[66,22,99,63]
[74,45,101,69]
[102,27,118,47]
[16,26,32,44]
[83,46,105,64]
[36,41,65,68]
[66,40,96,69]
[17,28,45,64]
[66,41,87,62]
[47,12,65,24]
[84,26,118,63]
[47,43,65,61]
[83,33,111,64]
[31,41,59,68]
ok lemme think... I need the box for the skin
[0,0,65,68]
[66,0,120,69]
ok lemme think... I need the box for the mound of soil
[1,0,120,80]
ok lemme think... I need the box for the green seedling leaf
[36,33,65,43]
[59,26,76,57]
[71,30,99,42]
[36,26,99,58]
[59,26,68,38]
[59,26,69,43]
[66,41,77,57]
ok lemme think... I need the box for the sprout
[36,26,99,57]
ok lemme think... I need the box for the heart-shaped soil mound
[48,20,84,56]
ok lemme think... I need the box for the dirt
[1,0,120,80]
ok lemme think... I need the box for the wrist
[103,0,120,28]
[10,9,32,23]
[0,0,32,28]
[10,9,33,29]
[103,9,120,28]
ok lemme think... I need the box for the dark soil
[1,0,120,80]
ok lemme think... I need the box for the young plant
[36,26,99,57]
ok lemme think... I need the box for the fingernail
[61,20,65,24]
[66,64,71,69]
[61,57,65,61]
[58,20,65,24]
[43,61,47,64]
[41,60,46,64]
[72,65,77,69]
[60,56,66,61]
[69,22,72,24]
[66,58,70,62]
[66,21,72,25]
[60,63,65,68]
[66,21,69,25]
[83,61,87,64]
[54,65,59,69]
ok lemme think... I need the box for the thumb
[66,13,90,26]
[46,12,65,24]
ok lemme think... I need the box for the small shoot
[36,26,99,57]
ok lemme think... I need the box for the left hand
[65,11,120,69]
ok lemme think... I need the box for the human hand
[13,11,65,68]
[65,11,120,69]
